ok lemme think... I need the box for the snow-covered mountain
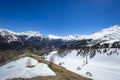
[48,34,86,40]
[48,25,120,40]
[85,25,120,46]
[1,24,120,41]
[0,25,120,51]
[0,28,44,42]
[0,28,18,42]
[17,31,43,38]
[87,25,120,41]
[49,25,120,49]
[62,34,87,40]
[48,34,62,39]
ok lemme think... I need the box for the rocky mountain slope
[0,25,120,63]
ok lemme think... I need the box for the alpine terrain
[0,25,120,80]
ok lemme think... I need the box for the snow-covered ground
[45,50,120,80]
[0,57,56,80]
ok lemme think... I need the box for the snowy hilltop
[0,57,56,80]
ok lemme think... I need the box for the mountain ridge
[0,24,120,51]
[0,24,120,41]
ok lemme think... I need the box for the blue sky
[0,0,120,36]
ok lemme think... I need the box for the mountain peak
[109,24,119,28]
[48,34,62,39]
[101,24,120,32]
[0,28,44,42]
[0,28,18,42]
[88,25,120,40]
[18,31,42,37]
[0,28,16,35]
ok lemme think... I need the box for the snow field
[0,57,56,80]
[45,50,120,80]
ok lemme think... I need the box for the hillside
[44,50,120,80]
[0,54,91,80]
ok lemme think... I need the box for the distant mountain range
[0,25,120,52]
